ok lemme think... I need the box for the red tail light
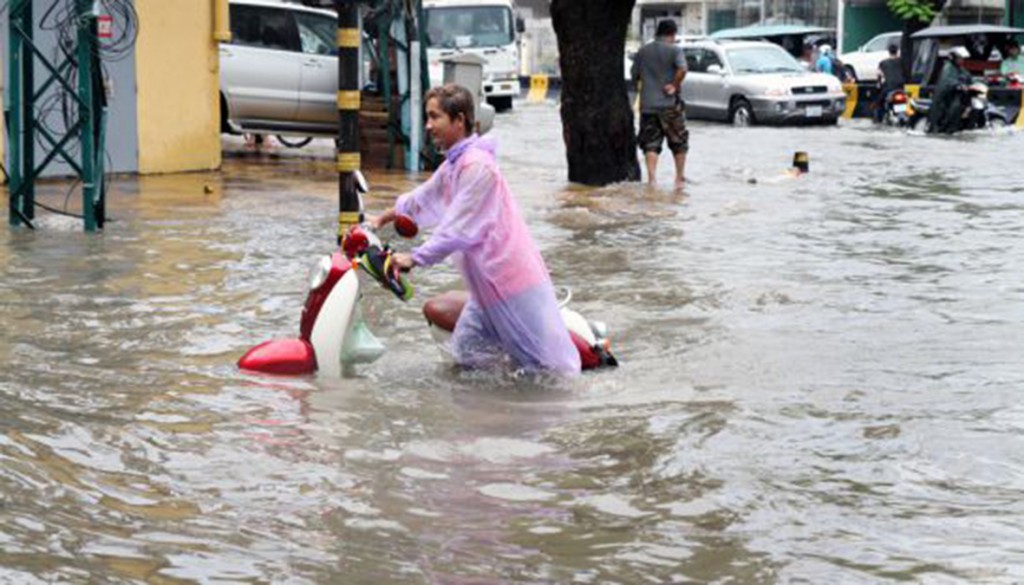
[893,92,907,104]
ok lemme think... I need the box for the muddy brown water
[3,107,1024,583]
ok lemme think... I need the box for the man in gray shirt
[631,19,688,189]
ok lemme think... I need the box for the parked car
[680,40,846,126]
[219,0,492,140]
[839,31,900,82]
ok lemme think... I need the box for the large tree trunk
[551,0,640,186]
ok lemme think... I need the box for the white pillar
[410,39,422,172]
[837,0,846,53]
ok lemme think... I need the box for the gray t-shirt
[632,39,687,113]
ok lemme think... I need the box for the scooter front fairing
[238,251,387,376]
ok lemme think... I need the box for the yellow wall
[134,1,221,174]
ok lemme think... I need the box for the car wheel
[843,65,857,83]
[489,96,513,112]
[220,93,231,134]
[730,98,754,127]
[276,135,314,148]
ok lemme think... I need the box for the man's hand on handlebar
[391,252,415,273]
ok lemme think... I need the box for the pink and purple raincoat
[396,135,580,375]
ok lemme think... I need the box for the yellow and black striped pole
[336,0,361,243]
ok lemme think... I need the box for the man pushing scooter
[369,84,582,375]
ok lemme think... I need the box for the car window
[683,47,703,72]
[726,46,803,74]
[702,49,723,71]
[865,33,898,52]
[230,5,300,52]
[683,47,724,73]
[296,12,336,55]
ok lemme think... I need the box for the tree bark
[551,0,640,186]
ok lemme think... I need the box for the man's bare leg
[673,152,687,190]
[645,152,659,185]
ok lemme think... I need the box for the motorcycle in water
[906,81,1009,132]
[237,173,413,377]
[881,89,910,127]
[421,288,617,371]
[238,175,618,376]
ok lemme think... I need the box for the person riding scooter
[928,46,973,134]
[875,43,906,124]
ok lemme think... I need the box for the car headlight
[308,255,332,291]
[764,87,790,97]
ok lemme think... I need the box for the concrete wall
[134,1,221,174]
[0,1,139,177]
[842,3,903,53]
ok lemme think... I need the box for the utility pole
[336,0,362,243]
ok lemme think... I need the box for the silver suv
[680,40,846,125]
[219,0,494,139]
[220,0,340,136]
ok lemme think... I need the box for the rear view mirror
[516,17,525,34]
[707,64,725,75]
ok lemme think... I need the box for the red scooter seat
[423,290,468,332]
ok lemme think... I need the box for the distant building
[516,0,559,75]
[634,0,1014,49]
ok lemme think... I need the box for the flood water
[3,105,1024,583]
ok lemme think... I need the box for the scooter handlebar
[341,223,416,301]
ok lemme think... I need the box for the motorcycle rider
[815,44,835,75]
[1001,40,1024,77]
[875,43,906,123]
[928,46,972,134]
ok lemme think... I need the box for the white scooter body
[238,250,386,376]
[423,290,616,370]
[309,269,385,376]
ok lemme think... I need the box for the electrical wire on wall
[26,0,139,219]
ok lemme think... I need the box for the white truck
[423,0,522,111]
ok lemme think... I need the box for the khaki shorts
[638,103,689,155]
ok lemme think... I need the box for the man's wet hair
[1008,39,1020,49]
[425,84,476,135]
[888,43,899,55]
[656,19,678,38]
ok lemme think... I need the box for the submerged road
[2,104,1024,582]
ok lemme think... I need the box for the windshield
[864,33,899,52]
[425,7,514,49]
[726,46,805,74]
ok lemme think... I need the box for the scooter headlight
[308,255,332,291]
